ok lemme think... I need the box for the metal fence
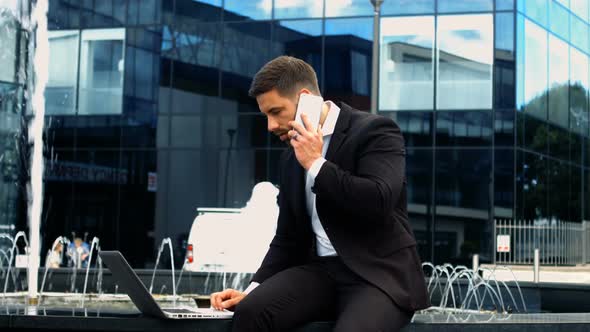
[494,219,590,266]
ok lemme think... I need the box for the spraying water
[80,237,100,307]
[149,238,176,300]
[3,231,29,296]
[27,0,49,303]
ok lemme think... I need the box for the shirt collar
[321,100,340,137]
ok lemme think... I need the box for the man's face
[256,88,301,142]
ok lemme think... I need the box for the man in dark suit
[211,56,429,331]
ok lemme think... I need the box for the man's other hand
[210,288,246,311]
[289,113,323,170]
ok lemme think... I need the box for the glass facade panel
[272,20,323,82]
[224,1,271,21]
[435,148,492,264]
[495,109,515,146]
[381,0,434,15]
[379,16,434,111]
[549,0,570,40]
[172,0,222,23]
[324,0,373,17]
[519,151,547,219]
[494,149,515,213]
[548,35,569,128]
[496,0,515,10]
[569,47,589,136]
[520,0,548,27]
[522,18,548,119]
[495,13,516,109]
[381,111,433,147]
[46,30,79,115]
[436,111,493,147]
[437,0,493,13]
[78,29,125,115]
[570,0,589,21]
[436,14,493,110]
[570,15,589,53]
[324,18,372,109]
[274,0,324,19]
[405,148,434,262]
[0,12,18,83]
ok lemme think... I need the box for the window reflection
[494,149,514,212]
[435,148,492,264]
[379,16,434,111]
[436,111,492,146]
[549,0,569,40]
[172,0,222,23]
[570,16,589,53]
[274,0,323,19]
[570,47,589,136]
[522,18,548,119]
[436,14,493,110]
[547,159,570,220]
[324,0,373,17]
[381,111,432,147]
[381,0,434,15]
[436,149,491,210]
[406,148,433,205]
[324,18,372,109]
[222,22,271,81]
[495,110,515,146]
[225,0,271,21]
[79,29,125,115]
[569,165,582,221]
[571,0,589,22]
[46,30,79,115]
[161,24,222,68]
[272,20,322,84]
[548,35,569,128]
[495,13,515,109]
[519,152,547,220]
[437,0,493,13]
[496,0,514,10]
[520,0,548,27]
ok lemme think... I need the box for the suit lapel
[287,148,309,220]
[325,103,352,161]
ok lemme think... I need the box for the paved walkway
[481,264,590,284]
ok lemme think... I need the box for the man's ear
[298,88,312,96]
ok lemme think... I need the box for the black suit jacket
[252,103,430,311]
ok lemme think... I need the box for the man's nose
[267,118,278,132]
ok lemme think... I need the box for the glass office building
[1,0,589,267]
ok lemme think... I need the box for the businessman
[211,56,429,331]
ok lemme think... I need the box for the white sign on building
[496,234,511,253]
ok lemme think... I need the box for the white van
[185,182,279,273]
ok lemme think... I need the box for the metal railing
[495,219,590,266]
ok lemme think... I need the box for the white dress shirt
[244,101,341,295]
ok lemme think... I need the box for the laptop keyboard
[164,308,199,314]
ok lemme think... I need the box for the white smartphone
[294,93,324,132]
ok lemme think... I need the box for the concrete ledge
[3,314,590,332]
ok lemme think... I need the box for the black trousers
[231,256,413,332]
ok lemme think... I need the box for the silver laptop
[99,250,233,319]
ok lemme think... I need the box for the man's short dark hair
[248,56,320,98]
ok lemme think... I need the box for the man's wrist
[307,157,326,178]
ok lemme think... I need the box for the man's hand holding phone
[289,115,324,170]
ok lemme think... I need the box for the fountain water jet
[149,238,176,301]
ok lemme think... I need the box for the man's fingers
[210,289,233,309]
[300,113,314,132]
[289,120,305,136]
[221,297,239,309]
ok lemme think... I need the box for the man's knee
[232,295,274,332]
